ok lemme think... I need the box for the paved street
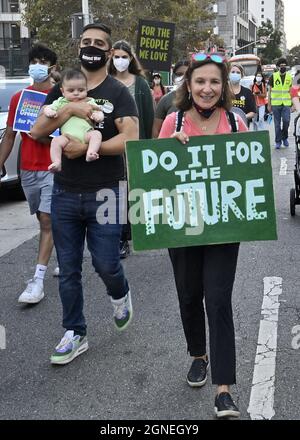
[0,120,299,420]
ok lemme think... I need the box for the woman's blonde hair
[230,63,244,77]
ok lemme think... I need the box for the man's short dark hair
[28,43,57,65]
[82,23,111,35]
[276,57,287,66]
[81,22,112,48]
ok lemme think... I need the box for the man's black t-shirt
[44,75,138,192]
[231,85,256,116]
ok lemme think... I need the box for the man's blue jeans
[51,183,129,336]
[272,105,291,143]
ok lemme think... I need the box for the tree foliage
[91,0,215,60]
[287,45,300,67]
[22,0,215,68]
[22,0,82,67]
[257,19,282,64]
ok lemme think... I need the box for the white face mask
[154,79,161,85]
[256,77,262,83]
[113,57,130,72]
[174,75,184,86]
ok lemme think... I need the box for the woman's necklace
[192,107,220,132]
[230,84,241,96]
[199,120,211,131]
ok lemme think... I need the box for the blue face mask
[28,63,49,83]
[229,72,241,83]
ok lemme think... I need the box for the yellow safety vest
[271,71,292,106]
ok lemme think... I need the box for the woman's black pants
[168,242,240,385]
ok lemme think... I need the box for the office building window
[10,22,20,46]
[10,2,19,12]
[218,1,227,15]
[0,21,20,49]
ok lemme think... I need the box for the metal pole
[232,14,236,56]
[82,0,90,26]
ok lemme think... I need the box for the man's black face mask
[279,66,286,74]
[79,46,109,71]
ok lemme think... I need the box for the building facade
[0,0,30,76]
[214,0,286,56]
[214,0,258,56]
[249,0,286,55]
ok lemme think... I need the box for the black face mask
[279,66,286,74]
[193,100,217,118]
[79,46,109,71]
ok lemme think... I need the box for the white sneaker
[18,277,44,304]
[111,290,133,331]
[53,267,60,277]
[50,330,88,365]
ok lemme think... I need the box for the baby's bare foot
[86,152,99,162]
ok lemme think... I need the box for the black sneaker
[186,358,209,387]
[214,392,240,418]
[120,240,130,259]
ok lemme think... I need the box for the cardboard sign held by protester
[126,130,277,251]
[13,89,59,137]
[136,19,175,71]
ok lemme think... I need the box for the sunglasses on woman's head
[191,53,225,64]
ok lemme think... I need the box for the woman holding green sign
[159,53,248,418]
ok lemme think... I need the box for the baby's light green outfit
[50,97,98,143]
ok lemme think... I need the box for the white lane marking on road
[0,325,6,349]
[247,276,282,420]
[279,158,287,175]
[291,325,300,350]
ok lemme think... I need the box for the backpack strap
[227,111,238,132]
[175,109,239,133]
[175,110,185,132]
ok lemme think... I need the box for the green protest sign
[126,131,277,251]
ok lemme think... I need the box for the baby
[44,68,104,172]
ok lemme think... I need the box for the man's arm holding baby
[31,101,100,140]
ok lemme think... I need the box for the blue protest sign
[13,89,59,137]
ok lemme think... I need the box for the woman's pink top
[152,86,164,104]
[159,108,248,138]
[291,85,300,99]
